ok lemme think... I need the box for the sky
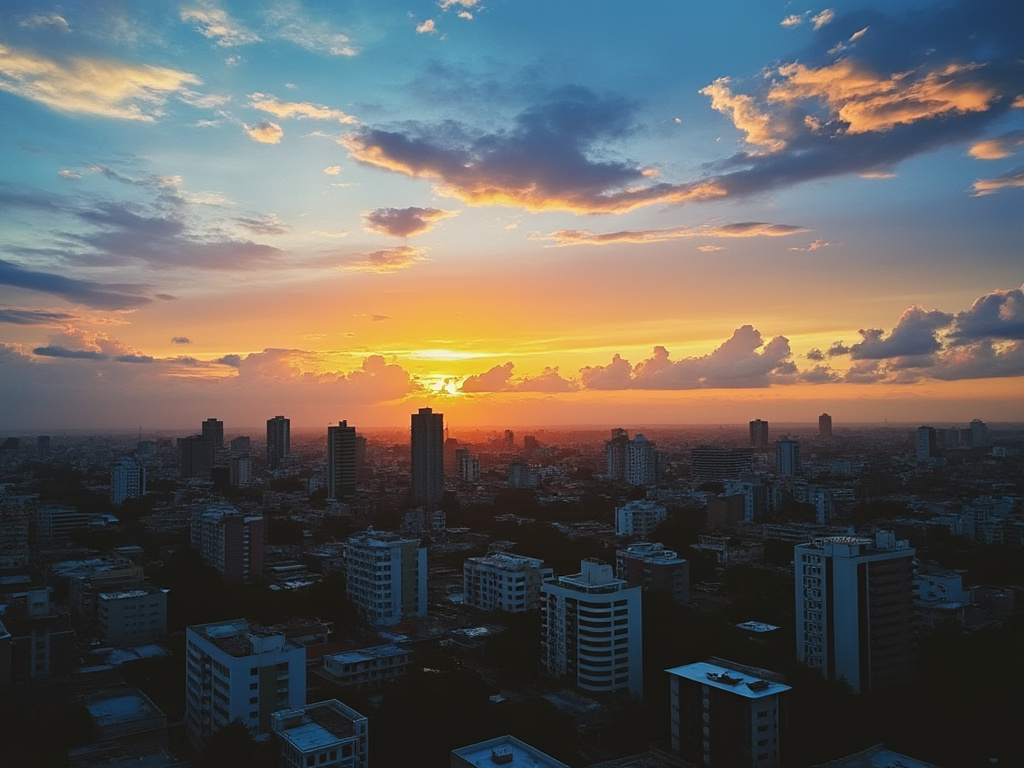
[1,0,1022,432]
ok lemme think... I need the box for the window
[306,757,315,767]
[250,682,258,690]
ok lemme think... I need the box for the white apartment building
[343,530,426,626]
[463,553,553,612]
[97,586,167,645]
[615,500,667,539]
[110,457,145,506]
[541,559,643,697]
[271,699,368,768]
[185,619,306,747]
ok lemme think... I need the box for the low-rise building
[271,699,369,768]
[616,543,689,605]
[97,587,168,646]
[451,735,570,768]
[614,500,667,539]
[321,644,412,689]
[463,552,552,612]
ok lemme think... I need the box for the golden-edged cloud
[244,120,283,144]
[345,245,429,273]
[545,221,808,247]
[969,131,1024,160]
[181,4,260,46]
[0,45,200,121]
[249,93,358,124]
[363,207,458,237]
[971,168,1024,196]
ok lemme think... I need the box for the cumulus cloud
[811,9,835,29]
[0,44,201,121]
[949,285,1024,342]
[969,131,1024,160]
[781,14,804,28]
[249,93,357,123]
[416,19,437,35]
[345,246,428,273]
[459,363,576,393]
[850,306,954,360]
[546,221,807,246]
[181,3,260,46]
[363,207,458,237]
[972,167,1024,196]
[264,2,356,56]
[806,348,825,361]
[34,345,108,360]
[323,165,342,175]
[342,86,724,214]
[244,120,284,144]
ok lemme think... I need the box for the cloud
[342,85,724,214]
[440,0,478,9]
[115,354,154,363]
[545,221,807,247]
[345,245,428,273]
[323,165,342,175]
[181,3,260,46]
[172,336,192,344]
[459,363,577,393]
[950,285,1024,342]
[249,93,357,123]
[928,340,1024,381]
[264,2,356,56]
[34,345,108,360]
[235,214,290,235]
[788,239,833,251]
[416,19,437,35]
[828,341,851,357]
[363,207,458,237]
[969,131,1024,160]
[849,306,954,360]
[460,362,513,392]
[781,14,804,28]
[799,364,841,383]
[244,120,284,144]
[972,167,1024,196]
[697,245,724,252]
[19,13,70,31]
[0,44,201,121]
[0,258,152,309]
[812,9,835,29]
[806,348,825,361]
[354,314,390,322]
[579,327,795,390]
[0,308,76,325]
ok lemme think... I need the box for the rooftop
[325,643,409,666]
[273,700,364,752]
[666,661,791,699]
[452,735,570,768]
[811,744,941,768]
[83,687,162,726]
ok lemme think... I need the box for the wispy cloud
[812,9,835,30]
[181,3,260,46]
[0,308,76,325]
[18,13,70,32]
[545,221,807,247]
[0,44,201,121]
[969,131,1024,160]
[345,246,429,273]
[235,214,290,235]
[363,207,458,237]
[0,258,152,310]
[264,2,356,56]
[249,93,358,124]
[972,167,1024,196]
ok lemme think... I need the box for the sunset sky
[1,0,1022,431]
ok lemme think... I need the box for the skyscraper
[795,532,915,694]
[775,438,800,477]
[201,417,224,450]
[177,435,213,479]
[818,412,833,438]
[267,415,290,470]
[327,421,357,501]
[915,426,937,461]
[411,407,444,506]
[625,433,658,485]
[750,419,769,451]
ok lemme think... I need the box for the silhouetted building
[328,421,358,501]
[177,435,213,479]
[267,415,290,470]
[201,417,224,450]
[970,418,988,447]
[626,433,658,485]
[190,504,264,582]
[1,586,75,682]
[97,587,168,645]
[616,542,689,604]
[615,499,667,539]
[36,435,51,456]
[690,446,754,484]
[605,428,630,480]
[455,448,480,482]
[750,419,769,451]
[795,532,915,694]
[776,438,800,477]
[818,413,833,438]
[229,455,252,487]
[452,736,570,768]
[915,426,938,461]
[411,408,444,506]
[229,435,251,454]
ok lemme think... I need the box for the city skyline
[1,0,1022,431]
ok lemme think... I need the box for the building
[915,426,937,461]
[97,587,168,645]
[271,699,368,768]
[328,421,358,501]
[463,553,553,612]
[54,556,146,618]
[507,459,538,488]
[615,500,667,539]
[80,687,169,754]
[177,435,213,480]
[750,419,769,451]
[190,505,265,582]
[411,407,444,506]
[818,413,832,438]
[616,542,689,604]
[111,458,146,506]
[229,455,252,487]
[230,436,251,455]
[267,415,290,470]
[690,446,754,484]
[795,532,916,694]
[455,448,480,482]
[541,559,643,697]
[343,530,426,626]
[667,659,790,768]
[201,418,224,450]
[605,428,630,481]
[34,504,114,547]
[811,744,941,768]
[0,586,75,682]
[184,618,306,747]
[969,418,988,447]
[626,433,658,486]
[451,735,570,768]
[321,643,412,689]
[775,438,800,477]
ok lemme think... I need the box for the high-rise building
[177,435,213,479]
[327,421,357,501]
[775,438,800,477]
[626,433,658,486]
[818,413,833,438]
[455,448,480,482]
[915,426,937,461]
[190,504,265,582]
[185,618,306,747]
[616,542,690,605]
[690,446,755,484]
[970,418,988,448]
[343,530,426,626]
[443,437,460,476]
[267,415,290,470]
[795,532,915,694]
[201,418,224,450]
[615,500,667,539]
[463,553,553,612]
[411,407,444,506]
[230,435,251,454]
[750,419,770,451]
[110,457,145,506]
[271,700,369,768]
[541,559,643,697]
[229,455,252,487]
[605,428,630,480]
[668,659,790,768]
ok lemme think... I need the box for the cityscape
[1,0,1023,766]
[0,412,1021,767]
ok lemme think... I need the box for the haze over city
[1,0,1022,431]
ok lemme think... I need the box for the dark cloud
[850,307,953,360]
[33,345,108,360]
[235,214,291,235]
[806,348,825,361]
[114,354,154,363]
[0,258,152,309]
[950,285,1024,342]
[216,354,243,367]
[828,342,851,357]
[931,340,1024,381]
[363,207,457,238]
[0,308,75,325]
[171,336,192,344]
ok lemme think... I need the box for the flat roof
[666,661,791,699]
[85,688,161,725]
[812,744,940,768]
[326,643,408,665]
[452,735,570,768]
[735,621,780,633]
